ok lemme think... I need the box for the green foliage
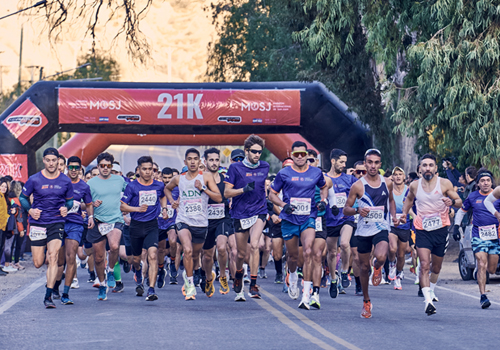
[53,52,120,81]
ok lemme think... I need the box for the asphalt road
[1,261,500,350]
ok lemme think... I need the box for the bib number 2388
[185,199,202,217]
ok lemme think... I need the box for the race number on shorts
[315,217,323,232]
[98,223,114,236]
[240,215,258,230]
[29,226,47,241]
[208,204,225,220]
[479,224,498,241]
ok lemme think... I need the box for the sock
[171,256,176,262]
[274,258,282,274]
[187,276,194,286]
[107,265,114,274]
[303,281,312,298]
[45,287,52,299]
[114,261,121,281]
[250,274,257,286]
[355,276,361,286]
[422,287,431,302]
[348,266,352,274]
[430,282,436,291]
[53,279,61,291]
[243,264,248,276]
[259,250,263,266]
[313,286,320,294]
[289,270,298,284]
[235,269,244,279]
[200,269,206,278]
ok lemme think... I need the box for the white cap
[112,164,122,173]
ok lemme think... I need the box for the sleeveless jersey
[391,185,410,230]
[414,177,450,231]
[176,173,209,227]
[208,176,230,223]
[356,175,390,237]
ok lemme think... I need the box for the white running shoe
[298,295,310,310]
[71,278,80,289]
[394,277,402,290]
[425,300,436,315]
[388,261,397,281]
[288,280,300,300]
[430,290,439,302]
[235,287,246,302]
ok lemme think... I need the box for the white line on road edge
[253,297,337,350]
[0,276,46,315]
[260,288,362,350]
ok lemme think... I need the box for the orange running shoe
[285,271,290,287]
[371,259,382,286]
[361,300,372,318]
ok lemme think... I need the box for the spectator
[463,166,477,199]
[442,159,461,187]
[9,181,26,270]
[0,179,12,272]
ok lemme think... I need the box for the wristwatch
[200,185,207,193]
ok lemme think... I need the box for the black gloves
[243,181,255,193]
[283,203,295,215]
[317,200,327,212]
[453,225,461,241]
[331,205,340,216]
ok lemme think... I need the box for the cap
[231,149,245,160]
[43,147,59,158]
[282,159,294,168]
[392,166,405,175]
[112,164,122,173]
[181,165,188,174]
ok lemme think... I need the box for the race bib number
[335,193,347,208]
[354,214,360,224]
[68,201,81,214]
[422,214,442,231]
[315,217,323,232]
[291,198,311,215]
[364,206,384,223]
[185,199,203,217]
[29,226,47,241]
[208,204,225,220]
[241,215,258,230]
[139,190,157,206]
[479,224,498,241]
[98,223,114,236]
[159,205,175,219]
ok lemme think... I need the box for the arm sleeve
[19,193,31,212]
[484,193,498,216]
[454,209,466,226]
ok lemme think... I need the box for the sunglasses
[291,151,308,158]
[99,164,113,169]
[153,169,158,173]
[307,158,316,163]
[233,157,244,162]
[68,165,81,171]
[356,170,367,175]
[248,149,263,155]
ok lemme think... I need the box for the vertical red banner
[0,154,28,182]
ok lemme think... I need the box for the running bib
[240,215,258,230]
[208,204,225,220]
[479,224,498,241]
[98,223,114,236]
[29,226,47,241]
[335,193,347,208]
[68,201,81,214]
[422,214,442,231]
[354,214,359,224]
[364,206,384,223]
[315,217,323,232]
[139,190,157,206]
[290,198,311,215]
[185,199,203,217]
[159,205,175,219]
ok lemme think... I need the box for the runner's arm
[454,208,467,226]
[343,181,361,216]
[484,187,500,220]
[203,173,222,203]
[224,183,244,199]
[268,189,286,208]
[401,182,417,217]
[120,201,143,213]
[442,179,462,209]
[164,175,180,203]
[386,179,397,221]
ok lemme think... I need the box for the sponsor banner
[58,88,300,126]
[0,154,28,181]
[2,98,49,145]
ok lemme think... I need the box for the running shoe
[425,300,436,315]
[394,277,402,290]
[98,286,108,300]
[123,260,131,273]
[430,290,439,302]
[220,276,230,294]
[282,283,289,293]
[297,267,303,279]
[235,288,246,302]
[320,273,327,288]
[170,262,178,278]
[113,281,124,293]
[88,271,96,283]
[134,267,143,285]
[341,272,350,289]
[233,274,243,294]
[107,271,116,288]
[298,295,310,310]
[61,294,73,305]
[310,292,321,309]
[288,280,299,300]
[371,260,382,286]
[275,273,283,284]
[418,288,424,298]
[215,264,220,281]
[146,287,158,301]
[388,261,396,281]
[243,274,251,284]
[481,294,491,309]
[169,274,178,285]
[414,275,420,285]
[194,269,201,287]
[93,280,100,288]
[249,285,261,299]
[329,280,338,299]
[71,278,79,289]
[185,284,196,301]
[200,273,207,293]
[338,283,346,295]
[157,266,167,289]
[355,284,363,296]
[52,289,61,300]
[205,272,216,298]
[135,284,144,297]
[361,300,372,319]
[44,297,56,309]
[259,268,267,279]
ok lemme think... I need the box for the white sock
[303,281,312,298]
[422,287,431,302]
[430,282,436,291]
[289,270,298,284]
[107,266,114,274]
[187,276,194,286]
[243,264,248,277]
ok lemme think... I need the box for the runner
[224,135,270,301]
[269,141,328,309]
[164,148,221,300]
[466,169,500,308]
[61,156,94,305]
[399,154,462,315]
[19,148,74,308]
[121,156,168,301]
[87,152,128,301]
[343,149,398,318]
[388,166,411,290]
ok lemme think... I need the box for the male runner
[466,169,500,308]
[87,152,128,300]
[20,148,74,308]
[164,148,221,300]
[121,156,168,301]
[400,154,461,315]
[225,135,270,301]
[388,166,411,290]
[61,156,94,304]
[344,149,398,318]
[269,141,328,309]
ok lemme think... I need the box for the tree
[53,52,120,81]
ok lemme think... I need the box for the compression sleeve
[19,193,31,212]
[65,199,74,211]
[484,193,498,216]
[454,209,466,226]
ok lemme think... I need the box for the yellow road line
[260,288,362,350]
[253,297,337,350]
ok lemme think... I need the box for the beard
[423,172,434,181]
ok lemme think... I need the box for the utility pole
[18,26,23,92]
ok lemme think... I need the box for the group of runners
[22,134,500,318]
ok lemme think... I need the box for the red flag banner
[0,154,28,181]
[2,98,49,145]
